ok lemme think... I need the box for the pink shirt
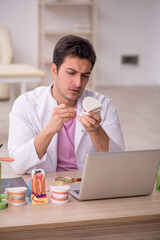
[56,118,77,171]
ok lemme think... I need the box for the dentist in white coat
[8,35,125,174]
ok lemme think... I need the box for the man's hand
[77,111,101,132]
[34,104,76,159]
[48,104,77,134]
[77,112,109,152]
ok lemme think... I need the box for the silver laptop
[69,149,160,201]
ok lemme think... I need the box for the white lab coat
[8,84,125,174]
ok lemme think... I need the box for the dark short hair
[53,35,96,72]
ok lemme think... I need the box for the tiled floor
[0,85,160,175]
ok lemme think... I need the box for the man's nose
[74,75,82,87]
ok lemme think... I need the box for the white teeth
[52,192,68,200]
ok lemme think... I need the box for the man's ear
[51,63,57,78]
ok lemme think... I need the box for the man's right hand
[34,104,76,159]
[47,104,77,134]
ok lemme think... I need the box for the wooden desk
[0,64,45,101]
[0,171,160,240]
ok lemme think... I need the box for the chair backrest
[0,26,14,99]
[0,26,13,64]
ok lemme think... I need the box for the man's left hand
[77,111,109,152]
[77,112,101,132]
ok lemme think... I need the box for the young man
[8,35,125,174]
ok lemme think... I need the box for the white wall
[0,0,38,66]
[98,0,160,86]
[0,0,160,86]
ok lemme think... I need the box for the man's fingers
[78,113,101,132]
[52,104,76,117]
[88,111,101,122]
[83,116,96,127]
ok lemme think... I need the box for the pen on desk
[0,144,3,148]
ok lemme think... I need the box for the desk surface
[0,64,45,78]
[1,170,160,234]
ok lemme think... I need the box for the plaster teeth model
[81,96,102,116]
[6,187,27,206]
[50,185,70,204]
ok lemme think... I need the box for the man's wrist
[88,125,102,135]
[45,122,59,137]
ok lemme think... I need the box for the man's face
[51,56,92,106]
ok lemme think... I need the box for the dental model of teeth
[50,185,70,204]
[80,96,102,116]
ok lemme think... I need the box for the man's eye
[82,75,89,79]
[67,72,75,75]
